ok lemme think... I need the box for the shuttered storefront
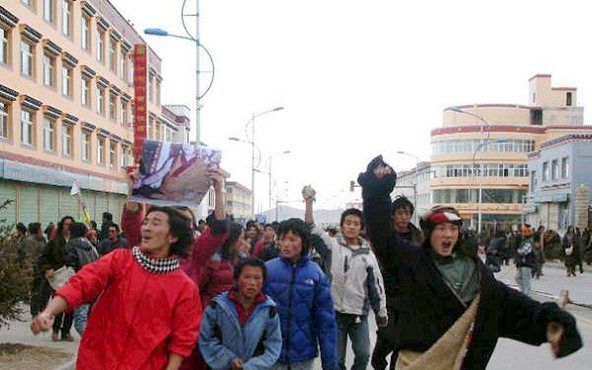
[95,192,109,223]
[0,181,17,226]
[40,187,60,227]
[18,184,39,226]
[60,188,80,221]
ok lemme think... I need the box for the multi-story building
[393,161,432,222]
[430,74,591,232]
[225,181,252,223]
[0,1,188,227]
[525,134,592,231]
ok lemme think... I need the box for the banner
[133,44,148,164]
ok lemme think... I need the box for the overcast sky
[111,0,591,211]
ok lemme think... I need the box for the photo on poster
[130,140,221,207]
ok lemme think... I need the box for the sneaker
[51,332,60,341]
[61,333,74,342]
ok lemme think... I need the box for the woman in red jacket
[31,206,200,370]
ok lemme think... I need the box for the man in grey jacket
[304,188,387,370]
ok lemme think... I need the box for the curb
[51,358,76,370]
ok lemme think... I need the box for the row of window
[433,163,529,178]
[15,0,162,104]
[432,139,535,155]
[433,189,527,204]
[0,100,132,170]
[530,157,569,188]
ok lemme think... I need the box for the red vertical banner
[133,44,148,164]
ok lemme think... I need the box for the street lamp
[144,0,215,144]
[229,106,284,217]
[267,150,291,211]
[396,150,422,224]
[450,107,492,235]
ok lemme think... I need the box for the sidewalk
[0,307,78,370]
[543,259,592,273]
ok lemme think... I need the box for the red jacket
[199,254,236,306]
[120,204,145,247]
[57,248,201,370]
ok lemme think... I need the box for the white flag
[70,180,80,196]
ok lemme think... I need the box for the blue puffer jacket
[264,256,338,370]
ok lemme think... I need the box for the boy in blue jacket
[200,258,282,370]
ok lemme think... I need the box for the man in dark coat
[358,156,423,370]
[359,157,582,370]
[97,223,129,256]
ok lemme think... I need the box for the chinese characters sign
[133,44,148,163]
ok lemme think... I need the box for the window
[61,0,72,36]
[542,162,549,181]
[156,80,161,105]
[97,137,105,165]
[530,109,543,126]
[551,159,559,180]
[20,41,34,77]
[530,170,538,189]
[109,94,117,121]
[0,101,9,139]
[61,66,72,97]
[109,39,117,72]
[164,126,172,142]
[44,0,54,23]
[81,16,90,50]
[148,75,154,102]
[43,54,54,87]
[128,60,134,85]
[109,140,117,168]
[566,92,572,107]
[21,0,32,6]
[21,109,34,146]
[561,157,569,179]
[96,27,104,63]
[82,131,90,161]
[62,124,72,156]
[119,51,127,80]
[120,146,127,168]
[97,88,104,114]
[81,78,90,106]
[43,117,55,151]
[119,101,126,125]
[0,27,8,65]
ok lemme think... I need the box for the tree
[0,199,31,329]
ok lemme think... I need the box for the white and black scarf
[132,246,180,274]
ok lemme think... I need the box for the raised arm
[357,156,397,266]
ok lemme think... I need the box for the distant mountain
[261,205,344,225]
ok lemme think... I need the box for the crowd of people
[17,157,585,370]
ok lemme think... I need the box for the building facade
[0,1,188,227]
[392,161,432,223]
[525,134,592,231]
[430,74,592,233]
[225,181,252,224]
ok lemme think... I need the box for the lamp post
[396,150,422,224]
[144,0,214,143]
[268,150,291,211]
[450,108,492,235]
[229,106,284,217]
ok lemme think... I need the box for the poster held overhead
[130,140,221,207]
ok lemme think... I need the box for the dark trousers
[52,308,73,335]
[371,309,398,370]
[30,274,52,316]
[336,313,371,370]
